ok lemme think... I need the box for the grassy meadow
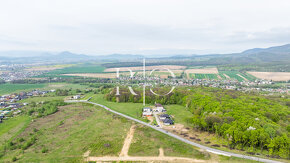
[0,103,132,162]
[129,125,208,159]
[0,84,46,96]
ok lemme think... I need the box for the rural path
[159,148,164,157]
[65,99,282,163]
[119,125,135,157]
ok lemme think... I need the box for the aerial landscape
[0,0,289,163]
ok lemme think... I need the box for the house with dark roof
[163,118,174,125]
[159,114,170,120]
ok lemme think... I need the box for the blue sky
[0,0,290,55]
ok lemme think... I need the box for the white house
[73,95,81,99]
[142,107,152,116]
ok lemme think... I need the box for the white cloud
[0,0,290,55]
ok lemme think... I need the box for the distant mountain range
[242,44,290,54]
[0,44,289,64]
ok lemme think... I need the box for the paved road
[65,100,282,163]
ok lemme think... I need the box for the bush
[12,156,17,162]
[41,147,48,153]
[21,136,36,150]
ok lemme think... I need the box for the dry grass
[25,64,74,71]
[247,71,290,81]
[136,70,183,78]
[104,65,186,72]
[185,68,218,74]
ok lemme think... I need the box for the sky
[0,0,290,56]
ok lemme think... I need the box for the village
[0,89,55,122]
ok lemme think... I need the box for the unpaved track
[159,148,164,157]
[119,125,135,157]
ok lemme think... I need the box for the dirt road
[119,125,135,157]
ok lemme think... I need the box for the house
[142,107,152,116]
[163,118,174,125]
[154,103,166,112]
[159,114,170,120]
[73,95,81,99]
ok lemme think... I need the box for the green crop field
[189,73,218,79]
[242,72,257,81]
[219,71,246,82]
[0,84,46,95]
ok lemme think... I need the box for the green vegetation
[190,73,218,80]
[105,87,290,159]
[89,94,145,121]
[165,105,193,125]
[0,103,132,162]
[0,84,46,95]
[129,125,209,159]
[0,116,31,144]
[24,100,66,118]
[219,155,259,163]
[19,96,65,103]
[219,71,246,81]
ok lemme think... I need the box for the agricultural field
[25,64,75,71]
[247,71,290,81]
[36,64,105,78]
[185,67,218,74]
[104,65,186,72]
[0,84,46,95]
[190,73,218,80]
[219,71,252,82]
[62,72,132,78]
